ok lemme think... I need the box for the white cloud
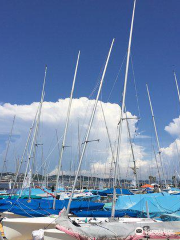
[0,98,149,179]
[157,116,180,179]
[165,115,180,137]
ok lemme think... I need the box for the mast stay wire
[33,57,108,178]
[33,49,127,180]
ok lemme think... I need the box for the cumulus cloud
[158,116,180,179]
[165,116,180,137]
[0,98,149,179]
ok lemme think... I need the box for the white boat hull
[2,216,56,240]
[2,215,161,240]
[1,211,26,219]
[44,229,76,240]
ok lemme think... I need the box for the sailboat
[2,51,103,239]
[34,0,180,239]
[3,1,180,239]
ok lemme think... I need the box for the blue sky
[1,0,180,165]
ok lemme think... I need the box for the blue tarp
[105,193,168,211]
[72,210,126,217]
[72,210,138,218]
[105,192,180,218]
[7,187,64,196]
[160,211,180,221]
[97,188,134,196]
[0,198,104,217]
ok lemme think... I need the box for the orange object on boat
[141,184,153,188]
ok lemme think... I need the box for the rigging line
[33,50,109,180]
[153,145,161,185]
[21,66,47,198]
[1,115,16,178]
[36,58,106,176]
[175,139,180,176]
[13,114,37,191]
[36,134,64,175]
[112,0,136,218]
[88,55,107,100]
[107,52,127,102]
[99,93,116,179]
[125,107,138,187]
[70,57,113,177]
[130,54,141,118]
[67,39,115,213]
[46,70,103,174]
[53,51,80,210]
[146,84,167,187]
[56,129,64,186]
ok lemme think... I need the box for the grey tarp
[55,209,180,240]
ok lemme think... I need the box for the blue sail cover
[105,192,180,218]
[160,211,180,221]
[128,194,180,218]
[7,187,54,196]
[0,198,104,217]
[72,210,128,217]
[97,188,133,196]
[72,209,138,217]
[105,193,168,211]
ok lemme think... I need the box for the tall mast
[153,145,161,185]
[67,39,115,214]
[78,121,82,190]
[53,51,80,209]
[1,115,16,179]
[125,110,138,187]
[21,66,47,196]
[111,0,136,218]
[146,84,167,186]
[55,129,64,186]
[174,71,180,106]
[100,101,115,187]
[173,72,180,180]
[13,106,40,192]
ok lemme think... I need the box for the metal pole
[1,115,16,178]
[125,110,138,187]
[111,0,136,218]
[53,51,80,209]
[174,71,180,106]
[21,66,47,196]
[146,84,167,186]
[67,39,115,214]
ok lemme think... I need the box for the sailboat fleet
[1,0,180,239]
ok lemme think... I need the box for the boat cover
[56,209,180,240]
[0,198,104,217]
[97,188,133,196]
[105,193,180,218]
[72,210,131,217]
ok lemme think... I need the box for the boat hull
[44,229,76,240]
[2,216,56,240]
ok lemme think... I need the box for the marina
[1,0,180,239]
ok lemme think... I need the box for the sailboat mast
[1,115,16,179]
[125,111,138,187]
[146,84,167,186]
[66,39,115,214]
[174,71,180,106]
[21,66,47,196]
[13,105,40,192]
[111,0,136,218]
[153,145,161,185]
[53,51,80,209]
[55,129,64,186]
[78,121,82,190]
[173,72,180,183]
[100,101,115,187]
